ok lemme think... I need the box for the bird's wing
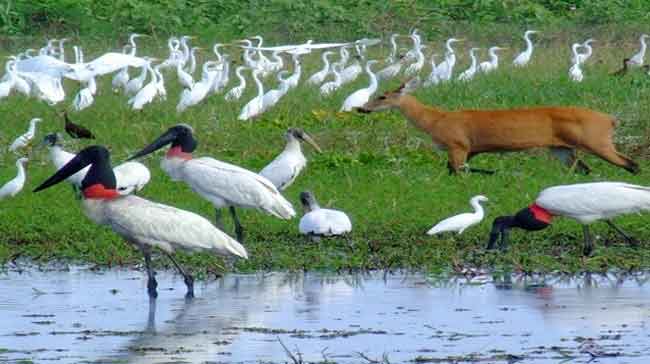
[84,53,147,76]
[16,56,72,78]
[259,153,303,190]
[299,209,351,235]
[105,196,247,258]
[427,213,476,235]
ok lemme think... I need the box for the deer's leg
[550,147,591,174]
[581,142,639,174]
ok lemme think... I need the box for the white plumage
[0,158,28,200]
[307,51,334,85]
[435,38,462,81]
[261,71,291,112]
[128,63,158,110]
[513,30,539,67]
[224,66,247,102]
[427,195,488,235]
[479,46,505,73]
[320,63,343,96]
[457,47,481,81]
[238,69,265,120]
[628,34,649,67]
[9,117,42,153]
[298,191,352,236]
[340,60,378,112]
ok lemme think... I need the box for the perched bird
[298,191,352,239]
[259,128,322,191]
[628,34,650,67]
[513,30,539,67]
[128,124,295,242]
[62,111,95,139]
[34,145,247,299]
[427,195,488,235]
[340,60,378,112]
[487,182,650,256]
[9,117,42,153]
[0,157,28,200]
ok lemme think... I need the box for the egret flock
[2,29,650,297]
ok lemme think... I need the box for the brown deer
[357,78,639,175]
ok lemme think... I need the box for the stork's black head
[128,123,198,160]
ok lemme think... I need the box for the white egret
[320,63,343,97]
[238,69,265,120]
[154,65,167,101]
[298,191,352,239]
[128,124,296,243]
[628,34,650,67]
[569,43,584,82]
[384,33,399,64]
[259,128,322,191]
[176,57,194,89]
[435,38,463,81]
[125,58,154,96]
[9,117,42,153]
[307,51,334,86]
[177,61,220,112]
[211,55,230,94]
[487,182,650,256]
[339,53,362,85]
[340,60,378,112]
[34,145,247,299]
[479,46,506,73]
[423,54,440,87]
[72,86,94,111]
[285,54,302,90]
[224,66,247,101]
[111,45,132,93]
[404,34,425,76]
[376,56,404,81]
[513,30,539,67]
[573,39,595,64]
[458,47,481,81]
[0,158,28,200]
[128,62,159,110]
[187,46,201,74]
[427,195,488,235]
[261,71,291,112]
[268,50,284,72]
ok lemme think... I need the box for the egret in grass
[340,60,378,112]
[307,51,334,86]
[458,47,481,81]
[224,66,247,101]
[513,30,539,67]
[573,39,595,64]
[320,63,343,97]
[479,46,506,73]
[9,117,42,153]
[628,34,650,67]
[238,69,265,120]
[435,38,463,81]
[427,195,488,235]
[0,158,28,200]
[569,43,584,82]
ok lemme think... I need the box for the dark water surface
[1,267,649,363]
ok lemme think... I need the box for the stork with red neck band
[128,124,296,243]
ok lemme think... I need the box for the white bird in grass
[177,61,220,112]
[125,58,154,96]
[427,195,488,235]
[435,38,463,81]
[340,60,378,112]
[513,30,539,67]
[34,145,247,299]
[238,69,265,120]
[261,71,291,112]
[298,191,352,240]
[42,133,151,195]
[628,34,650,67]
[384,33,399,64]
[285,54,302,90]
[376,56,404,80]
[458,47,481,81]
[128,124,296,243]
[259,128,322,191]
[9,117,42,153]
[224,66,247,102]
[128,62,158,110]
[112,45,132,93]
[339,53,363,86]
[479,46,506,73]
[404,35,425,76]
[569,43,584,82]
[573,39,595,64]
[0,157,28,200]
[423,53,439,87]
[320,63,343,97]
[307,51,334,86]
[487,182,650,256]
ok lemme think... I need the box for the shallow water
[1,267,649,364]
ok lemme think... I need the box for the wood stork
[320,63,343,97]
[62,111,95,139]
[238,69,265,121]
[259,128,322,191]
[0,157,28,200]
[128,124,296,242]
[225,66,247,101]
[628,34,649,67]
[298,191,352,240]
[435,38,463,81]
[34,145,247,298]
[340,60,378,112]
[458,47,481,81]
[479,46,506,73]
[9,117,42,153]
[486,182,650,256]
[307,51,334,86]
[42,133,151,195]
[427,195,488,235]
[513,30,539,67]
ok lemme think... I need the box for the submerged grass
[2,25,650,274]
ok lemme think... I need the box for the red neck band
[83,184,120,200]
[166,146,193,160]
[529,203,553,224]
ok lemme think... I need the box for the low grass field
[2,25,650,275]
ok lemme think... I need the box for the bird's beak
[299,132,322,153]
[128,128,179,160]
[34,151,92,192]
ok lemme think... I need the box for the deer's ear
[400,77,420,94]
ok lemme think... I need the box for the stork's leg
[605,219,638,246]
[229,206,245,243]
[582,225,594,256]
[143,249,158,299]
[165,253,194,299]
[500,228,510,251]
[215,208,225,231]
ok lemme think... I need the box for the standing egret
[125,58,155,96]
[458,47,481,81]
[259,128,322,191]
[573,39,595,64]
[385,33,399,64]
[128,62,159,110]
[320,63,343,97]
[628,34,650,67]
[479,46,506,73]
[340,60,378,112]
[154,65,167,101]
[238,69,265,120]
[569,43,584,82]
[307,51,334,86]
[0,158,28,200]
[487,182,650,256]
[427,195,488,235]
[285,54,302,90]
[34,145,247,299]
[72,77,96,111]
[435,38,463,81]
[62,111,95,139]
[298,191,352,240]
[261,71,291,112]
[376,56,404,80]
[224,66,247,101]
[111,45,132,93]
[128,124,296,242]
[177,61,220,112]
[404,34,425,76]
[339,54,363,85]
[9,117,42,153]
[423,53,440,87]
[513,30,539,67]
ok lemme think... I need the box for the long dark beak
[128,129,178,161]
[299,132,322,153]
[34,151,91,192]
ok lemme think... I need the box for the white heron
[0,157,28,200]
[9,117,42,153]
[569,43,584,82]
[285,54,302,90]
[154,65,167,101]
[128,62,159,110]
[224,66,247,101]
[404,34,425,76]
[298,191,352,239]
[307,51,334,85]
[427,195,488,235]
[128,124,296,242]
[111,45,132,93]
[423,54,439,87]
[177,61,220,112]
[457,47,481,81]
[125,58,154,96]
[340,60,378,112]
[339,53,362,86]
[628,34,650,67]
[487,182,650,256]
[479,46,506,73]
[261,71,291,112]
[376,56,404,81]
[34,145,247,299]
[259,128,322,191]
[435,38,463,81]
[573,39,595,64]
[319,63,343,97]
[384,33,399,64]
[210,55,230,94]
[238,69,265,121]
[513,30,539,67]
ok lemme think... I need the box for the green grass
[2,26,650,275]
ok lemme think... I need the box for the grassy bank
[2,26,650,275]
